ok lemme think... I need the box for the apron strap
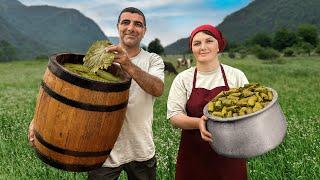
[220,64,229,89]
[192,68,198,89]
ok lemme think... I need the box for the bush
[293,42,314,56]
[251,45,280,60]
[315,45,320,55]
[249,45,263,55]
[228,51,236,59]
[233,45,248,59]
[238,48,248,59]
[283,48,295,57]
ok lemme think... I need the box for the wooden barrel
[33,53,131,172]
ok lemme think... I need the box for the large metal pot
[203,88,287,158]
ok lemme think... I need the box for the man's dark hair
[117,7,146,27]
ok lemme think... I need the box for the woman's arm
[170,113,212,142]
[170,113,199,129]
[167,70,212,142]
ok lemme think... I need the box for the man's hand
[105,45,130,66]
[28,119,35,147]
[105,45,164,97]
[198,116,213,143]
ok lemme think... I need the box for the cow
[177,57,191,69]
[164,61,178,75]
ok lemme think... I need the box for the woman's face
[191,32,219,63]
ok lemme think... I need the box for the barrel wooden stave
[34,88,126,151]
[43,69,129,105]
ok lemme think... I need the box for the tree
[141,45,147,51]
[0,40,17,62]
[298,24,319,47]
[272,28,298,51]
[251,32,272,47]
[147,38,164,55]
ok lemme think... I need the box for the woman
[167,24,248,180]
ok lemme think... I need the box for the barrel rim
[204,87,281,122]
[49,53,132,92]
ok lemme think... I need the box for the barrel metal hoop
[41,81,128,112]
[35,149,104,172]
[34,130,112,157]
[48,59,131,92]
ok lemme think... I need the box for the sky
[19,0,252,46]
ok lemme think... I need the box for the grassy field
[0,55,319,179]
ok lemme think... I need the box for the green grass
[0,55,319,179]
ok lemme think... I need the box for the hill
[0,15,47,59]
[165,0,320,54]
[0,0,107,60]
[164,38,189,55]
[108,36,120,45]
[218,0,320,43]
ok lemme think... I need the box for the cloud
[19,0,251,46]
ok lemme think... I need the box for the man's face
[117,12,146,48]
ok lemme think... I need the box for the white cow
[177,57,191,69]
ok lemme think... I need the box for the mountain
[0,0,107,59]
[218,0,320,43]
[164,0,320,54]
[108,36,120,45]
[0,15,47,58]
[164,38,189,55]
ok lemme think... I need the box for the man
[89,7,164,180]
[28,7,164,180]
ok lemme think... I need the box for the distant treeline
[1,24,319,62]
[225,24,320,60]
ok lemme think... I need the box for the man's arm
[106,45,164,97]
[121,61,163,97]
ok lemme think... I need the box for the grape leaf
[83,40,115,72]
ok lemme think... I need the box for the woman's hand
[198,116,213,143]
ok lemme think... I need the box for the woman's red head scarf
[189,24,227,53]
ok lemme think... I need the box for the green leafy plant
[228,50,236,59]
[83,40,115,72]
[283,47,295,57]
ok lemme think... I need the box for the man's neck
[120,43,141,58]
